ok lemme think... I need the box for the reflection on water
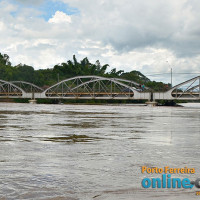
[0,103,200,200]
[50,122,98,128]
[43,134,103,143]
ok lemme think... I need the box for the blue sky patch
[9,0,79,20]
[39,0,79,20]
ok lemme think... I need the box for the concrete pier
[28,99,37,104]
[145,101,158,106]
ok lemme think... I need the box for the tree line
[0,53,170,91]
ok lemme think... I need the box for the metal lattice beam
[0,80,25,97]
[43,76,140,99]
[11,81,43,93]
[154,76,200,100]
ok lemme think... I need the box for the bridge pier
[145,91,157,106]
[28,99,37,104]
[145,101,158,106]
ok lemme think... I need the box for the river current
[0,103,200,200]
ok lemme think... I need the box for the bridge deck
[1,75,200,100]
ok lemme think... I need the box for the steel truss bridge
[0,75,200,101]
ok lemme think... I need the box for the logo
[141,166,200,189]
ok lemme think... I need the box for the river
[0,103,200,200]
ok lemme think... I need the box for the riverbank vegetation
[0,53,170,92]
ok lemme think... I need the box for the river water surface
[0,103,200,200]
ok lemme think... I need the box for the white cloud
[0,21,5,30]
[1,0,200,85]
[48,11,72,24]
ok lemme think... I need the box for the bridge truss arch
[43,76,150,99]
[11,81,43,93]
[169,76,200,100]
[0,80,25,97]
[154,76,200,100]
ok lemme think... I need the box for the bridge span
[0,75,200,101]
[0,76,150,100]
[154,76,200,100]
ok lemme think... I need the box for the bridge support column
[145,91,157,106]
[145,101,158,106]
[28,99,37,104]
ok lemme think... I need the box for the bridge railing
[4,75,200,101]
[153,76,200,100]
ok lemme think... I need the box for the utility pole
[166,61,173,88]
[171,68,172,88]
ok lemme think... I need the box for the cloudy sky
[1,0,200,85]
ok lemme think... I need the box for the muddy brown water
[0,103,200,200]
